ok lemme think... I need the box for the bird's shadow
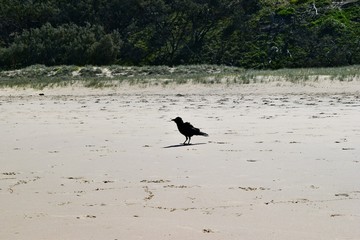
[163,143,207,149]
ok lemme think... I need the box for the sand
[1,81,360,240]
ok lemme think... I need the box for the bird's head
[171,117,183,124]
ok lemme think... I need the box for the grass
[0,64,359,89]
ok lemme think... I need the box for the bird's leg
[183,136,188,145]
[188,137,191,145]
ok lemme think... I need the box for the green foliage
[0,23,122,68]
[90,34,121,65]
[277,7,295,17]
[314,0,332,7]
[0,0,359,69]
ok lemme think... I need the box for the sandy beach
[1,81,360,240]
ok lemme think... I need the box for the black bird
[171,117,208,145]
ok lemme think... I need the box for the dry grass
[1,64,359,89]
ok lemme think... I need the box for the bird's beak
[171,119,174,122]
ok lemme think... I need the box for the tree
[90,34,120,65]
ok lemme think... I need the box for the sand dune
[1,81,360,240]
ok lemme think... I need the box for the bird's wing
[184,122,194,128]
[184,122,200,132]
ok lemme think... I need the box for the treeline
[0,0,359,69]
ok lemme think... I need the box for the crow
[171,117,208,145]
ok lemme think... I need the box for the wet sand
[1,82,360,240]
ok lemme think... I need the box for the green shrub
[0,23,122,69]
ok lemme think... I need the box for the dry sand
[1,81,360,240]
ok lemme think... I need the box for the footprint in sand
[203,228,214,233]
[335,193,350,197]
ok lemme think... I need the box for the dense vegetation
[1,0,359,70]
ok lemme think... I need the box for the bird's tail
[199,131,209,137]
